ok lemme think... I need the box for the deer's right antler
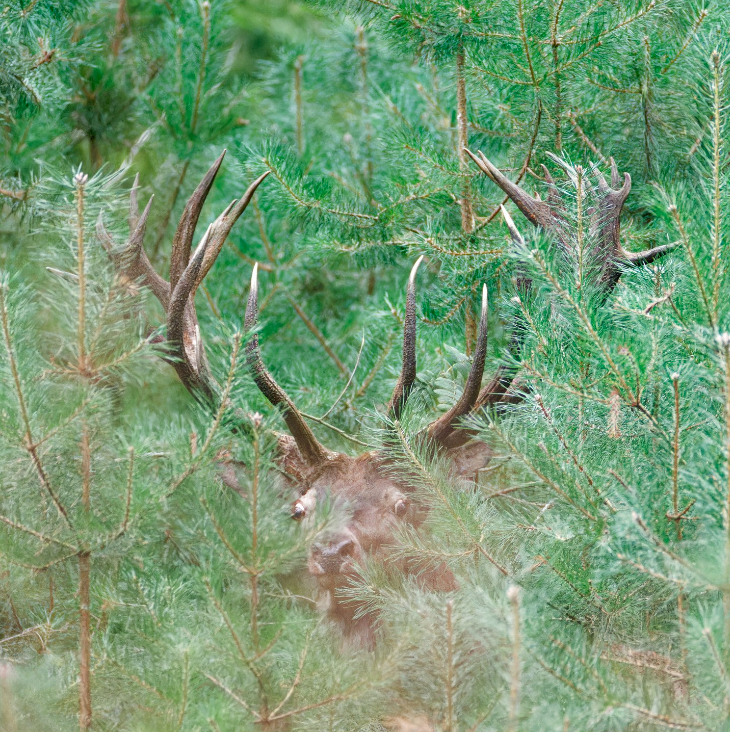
[390,152,680,451]
[98,152,270,407]
[245,264,331,467]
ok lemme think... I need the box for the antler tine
[541,163,565,212]
[622,241,680,266]
[427,284,489,449]
[595,167,610,193]
[607,170,631,208]
[500,204,525,246]
[592,165,632,287]
[166,224,219,404]
[465,147,554,229]
[125,195,172,309]
[167,224,212,344]
[437,208,526,445]
[96,211,113,254]
[388,255,424,420]
[97,194,173,309]
[169,150,226,291]
[245,264,330,467]
[195,170,271,290]
[129,173,140,232]
[610,157,621,188]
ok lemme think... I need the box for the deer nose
[324,537,356,559]
[311,537,357,574]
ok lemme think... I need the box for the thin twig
[320,333,365,419]
[300,412,369,447]
[286,293,349,377]
[0,281,73,529]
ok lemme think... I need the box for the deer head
[244,255,503,646]
[99,150,676,647]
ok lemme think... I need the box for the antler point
[409,254,425,285]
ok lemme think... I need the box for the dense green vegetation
[3,0,730,730]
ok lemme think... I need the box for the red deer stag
[99,150,675,646]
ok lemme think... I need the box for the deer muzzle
[308,532,362,579]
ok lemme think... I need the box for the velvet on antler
[381,255,494,450]
[426,284,489,449]
[388,255,424,420]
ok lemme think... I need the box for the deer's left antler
[391,151,679,451]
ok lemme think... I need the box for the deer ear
[275,433,312,487]
[446,439,493,480]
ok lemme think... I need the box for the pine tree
[4,0,730,730]
[0,167,161,728]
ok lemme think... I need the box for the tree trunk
[78,551,92,730]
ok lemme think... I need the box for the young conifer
[5,0,730,730]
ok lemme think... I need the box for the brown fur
[282,442,491,646]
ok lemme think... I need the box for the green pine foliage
[4,0,730,730]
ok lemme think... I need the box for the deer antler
[383,258,492,450]
[98,151,270,406]
[427,284,489,449]
[169,151,226,291]
[466,148,677,288]
[385,256,509,450]
[416,151,679,450]
[245,264,331,467]
[100,155,333,470]
[388,255,424,420]
[465,148,558,233]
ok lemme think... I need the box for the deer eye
[292,502,306,521]
[394,498,408,517]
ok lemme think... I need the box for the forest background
[3,0,730,730]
